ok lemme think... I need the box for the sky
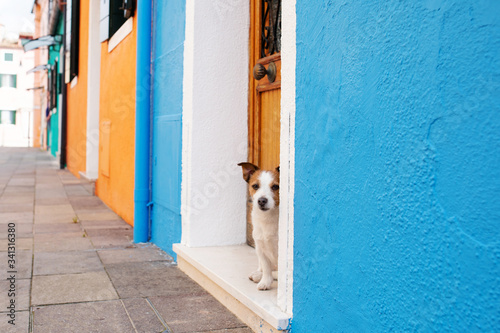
[0,0,35,37]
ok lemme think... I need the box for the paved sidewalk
[0,148,251,333]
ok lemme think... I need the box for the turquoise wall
[150,0,185,257]
[48,17,64,157]
[293,1,499,331]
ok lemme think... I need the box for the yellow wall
[66,0,89,176]
[96,17,137,226]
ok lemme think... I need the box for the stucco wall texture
[149,0,185,256]
[66,0,89,176]
[96,18,137,226]
[293,1,499,332]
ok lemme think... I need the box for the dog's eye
[252,184,259,190]
[272,184,279,191]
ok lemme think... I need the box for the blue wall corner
[149,0,186,258]
[293,1,500,331]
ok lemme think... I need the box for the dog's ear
[237,162,259,183]
[276,166,280,173]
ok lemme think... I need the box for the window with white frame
[0,110,16,125]
[99,0,134,42]
[0,74,17,88]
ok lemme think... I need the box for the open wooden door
[247,0,281,246]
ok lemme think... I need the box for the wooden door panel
[247,0,281,246]
[259,88,280,170]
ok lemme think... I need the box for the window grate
[261,0,281,58]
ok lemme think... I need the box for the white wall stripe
[181,0,195,245]
[278,0,296,315]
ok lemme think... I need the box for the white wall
[0,45,34,147]
[278,0,296,315]
[181,0,250,247]
[85,0,101,180]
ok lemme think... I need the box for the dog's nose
[258,197,268,207]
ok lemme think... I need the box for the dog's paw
[257,277,273,290]
[249,271,262,283]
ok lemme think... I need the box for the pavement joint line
[145,297,172,333]
[31,298,132,308]
[119,299,139,333]
[32,271,106,277]
[28,155,38,333]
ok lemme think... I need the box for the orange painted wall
[66,0,89,177]
[96,16,137,226]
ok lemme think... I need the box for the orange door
[247,0,281,245]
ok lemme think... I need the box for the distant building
[30,0,64,156]
[0,26,34,147]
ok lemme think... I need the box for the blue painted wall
[293,1,500,331]
[150,0,185,257]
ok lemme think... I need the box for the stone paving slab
[68,196,108,210]
[34,214,77,224]
[3,186,35,194]
[35,204,75,216]
[0,310,29,333]
[34,232,93,252]
[0,224,33,239]
[0,195,34,204]
[0,251,33,279]
[0,279,30,311]
[0,212,33,224]
[35,197,71,206]
[98,245,174,265]
[122,298,168,333]
[0,238,33,251]
[33,223,82,234]
[86,227,134,238]
[80,219,132,229]
[0,203,34,213]
[150,294,247,333]
[76,210,120,221]
[32,301,136,333]
[64,184,93,197]
[31,271,119,305]
[89,229,135,249]
[8,178,35,187]
[34,251,104,276]
[106,261,205,298]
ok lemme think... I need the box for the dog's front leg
[249,262,262,283]
[256,248,273,290]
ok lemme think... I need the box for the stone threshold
[173,243,291,332]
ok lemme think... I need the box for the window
[0,111,16,125]
[4,53,13,62]
[0,74,17,88]
[100,0,134,42]
[49,60,59,109]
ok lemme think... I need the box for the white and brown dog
[238,162,279,291]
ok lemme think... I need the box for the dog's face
[238,163,279,211]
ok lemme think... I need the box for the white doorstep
[173,243,291,331]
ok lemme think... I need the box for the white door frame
[181,0,296,315]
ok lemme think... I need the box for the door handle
[253,62,277,83]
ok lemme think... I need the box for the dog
[238,162,279,290]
